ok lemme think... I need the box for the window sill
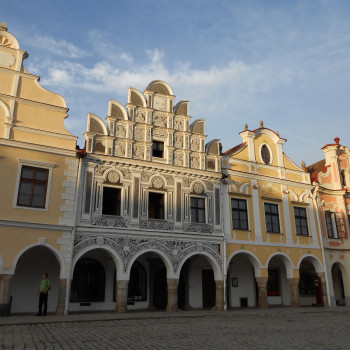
[266,232,282,235]
[14,205,48,212]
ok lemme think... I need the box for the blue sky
[3,0,350,166]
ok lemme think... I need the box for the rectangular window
[102,187,121,216]
[294,207,309,236]
[326,211,347,239]
[152,141,164,158]
[191,197,205,223]
[17,166,49,208]
[148,192,164,219]
[264,203,280,233]
[231,198,248,230]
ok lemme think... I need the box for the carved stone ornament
[121,168,131,180]
[107,171,120,183]
[174,153,183,166]
[134,145,144,159]
[136,111,146,123]
[0,35,13,48]
[261,183,279,197]
[191,138,200,151]
[174,119,184,131]
[164,175,175,186]
[193,182,204,194]
[95,164,110,176]
[135,127,145,141]
[184,177,195,188]
[184,223,213,234]
[140,219,174,231]
[204,181,213,191]
[154,114,167,127]
[73,234,222,273]
[175,135,183,148]
[91,216,129,228]
[191,156,200,169]
[152,176,164,188]
[117,125,127,138]
[115,142,126,157]
[141,171,152,182]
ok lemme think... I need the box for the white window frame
[14,159,55,211]
[293,206,310,236]
[259,143,273,165]
[148,189,167,220]
[190,195,207,224]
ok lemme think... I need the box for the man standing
[37,273,50,316]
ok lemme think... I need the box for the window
[231,198,248,230]
[191,197,205,223]
[261,145,270,164]
[294,207,309,236]
[128,262,147,302]
[325,211,346,239]
[102,187,121,216]
[152,141,164,158]
[17,166,49,208]
[267,269,280,296]
[264,203,280,233]
[148,192,164,219]
[70,259,105,302]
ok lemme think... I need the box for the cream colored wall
[254,135,278,166]
[0,146,72,225]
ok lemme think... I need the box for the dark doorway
[153,266,167,309]
[202,269,216,308]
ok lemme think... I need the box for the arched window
[261,145,270,164]
[128,262,147,302]
[70,258,105,302]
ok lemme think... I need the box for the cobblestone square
[1,308,350,350]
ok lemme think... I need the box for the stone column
[0,274,13,316]
[318,273,329,307]
[56,279,67,315]
[215,280,224,310]
[256,277,269,308]
[288,278,300,307]
[166,278,179,312]
[116,280,128,313]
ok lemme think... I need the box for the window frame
[264,202,281,233]
[294,206,309,236]
[14,159,55,211]
[190,196,206,224]
[325,211,346,239]
[148,191,165,220]
[231,198,249,230]
[101,186,122,216]
[260,144,272,165]
[152,140,164,158]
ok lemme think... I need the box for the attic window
[152,141,164,158]
[261,145,270,164]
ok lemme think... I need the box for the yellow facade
[0,23,77,315]
[223,122,326,308]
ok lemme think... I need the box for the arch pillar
[56,279,67,315]
[215,280,224,310]
[318,272,328,307]
[256,277,268,308]
[288,278,300,307]
[166,278,178,312]
[116,280,129,313]
[0,274,13,316]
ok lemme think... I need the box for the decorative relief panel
[191,155,200,169]
[154,129,166,139]
[184,223,214,233]
[115,142,126,157]
[107,171,120,183]
[140,219,174,231]
[152,176,164,188]
[174,119,185,131]
[191,138,200,151]
[193,182,204,194]
[261,183,279,197]
[135,111,146,123]
[117,125,127,138]
[184,177,195,188]
[174,152,184,166]
[120,168,131,180]
[175,134,183,148]
[164,175,175,186]
[134,145,144,159]
[134,127,145,141]
[141,171,152,182]
[91,216,129,228]
[154,113,167,127]
[204,181,213,191]
[73,234,221,272]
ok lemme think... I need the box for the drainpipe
[220,178,227,311]
[313,186,331,307]
[64,152,84,315]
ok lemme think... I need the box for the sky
[2,0,350,166]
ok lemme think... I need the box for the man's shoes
[36,313,42,316]
[42,313,47,316]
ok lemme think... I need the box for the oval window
[261,145,270,164]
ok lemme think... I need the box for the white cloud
[27,35,87,58]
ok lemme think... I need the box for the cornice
[0,219,72,231]
[0,139,78,157]
[0,92,68,113]
[0,65,39,80]
[13,125,77,141]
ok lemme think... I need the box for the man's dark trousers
[38,292,48,315]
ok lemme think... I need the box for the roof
[306,159,326,182]
[223,143,245,155]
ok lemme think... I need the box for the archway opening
[267,256,290,306]
[332,263,345,306]
[10,246,60,314]
[298,259,317,306]
[70,249,116,312]
[227,254,257,308]
[127,252,168,311]
[177,254,215,310]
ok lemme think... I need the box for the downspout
[64,151,84,315]
[220,176,228,311]
[313,186,331,307]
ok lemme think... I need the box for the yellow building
[0,23,77,315]
[222,122,327,308]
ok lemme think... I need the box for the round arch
[226,250,262,278]
[297,255,324,274]
[126,249,174,279]
[11,243,65,278]
[72,244,124,278]
[175,251,222,280]
[266,253,294,279]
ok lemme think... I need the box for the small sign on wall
[232,277,238,288]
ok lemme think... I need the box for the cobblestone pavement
[1,308,350,350]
